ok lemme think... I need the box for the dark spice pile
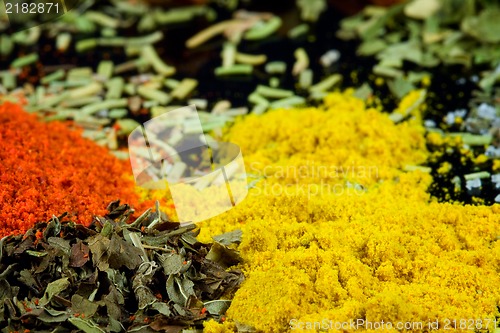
[0,200,243,333]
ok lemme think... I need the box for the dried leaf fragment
[405,0,441,20]
[70,240,90,267]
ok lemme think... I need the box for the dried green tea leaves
[0,202,244,332]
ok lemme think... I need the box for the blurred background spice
[0,0,498,204]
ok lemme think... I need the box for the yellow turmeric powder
[198,90,500,333]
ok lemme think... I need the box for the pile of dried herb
[0,200,243,333]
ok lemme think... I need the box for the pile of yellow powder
[196,90,500,333]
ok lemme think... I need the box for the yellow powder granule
[204,320,237,332]
[199,90,500,333]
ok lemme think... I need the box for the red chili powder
[0,102,148,237]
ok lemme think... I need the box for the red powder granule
[0,102,149,237]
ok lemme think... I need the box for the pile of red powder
[0,102,148,237]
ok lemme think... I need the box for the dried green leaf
[357,39,388,56]
[203,300,231,315]
[419,52,440,67]
[43,215,62,239]
[356,16,385,40]
[441,45,472,66]
[387,77,416,99]
[474,46,500,65]
[166,275,187,306]
[206,243,242,269]
[385,32,403,44]
[39,278,70,306]
[353,83,373,100]
[180,233,199,246]
[212,229,242,246]
[378,56,403,69]
[405,0,441,20]
[378,41,423,65]
[108,233,143,270]
[407,71,431,83]
[107,269,130,296]
[373,65,404,78]
[151,302,172,316]
[407,20,422,41]
[479,71,500,91]
[44,308,69,317]
[157,253,184,275]
[178,277,195,300]
[17,269,39,292]
[0,279,18,303]
[339,13,364,31]
[87,233,111,271]
[461,8,500,43]
[107,317,124,333]
[68,317,106,333]
[23,308,70,323]
[26,250,47,257]
[71,294,100,317]
[103,285,125,321]
[47,237,71,252]
[359,4,405,40]
[173,303,187,316]
[133,268,157,310]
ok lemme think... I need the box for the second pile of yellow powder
[198,90,500,333]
